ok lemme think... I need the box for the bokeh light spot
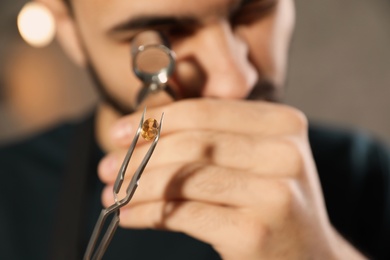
[17,2,55,47]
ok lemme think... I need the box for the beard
[86,59,282,116]
[86,62,134,115]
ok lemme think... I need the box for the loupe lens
[132,31,175,85]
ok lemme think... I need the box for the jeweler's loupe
[131,31,176,107]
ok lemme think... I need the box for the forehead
[74,0,241,28]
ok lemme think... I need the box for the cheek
[75,15,141,104]
[241,0,295,86]
[72,3,146,109]
[87,38,143,103]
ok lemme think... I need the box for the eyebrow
[108,16,200,35]
[107,0,272,36]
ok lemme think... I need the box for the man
[0,0,389,259]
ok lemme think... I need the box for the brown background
[285,0,390,143]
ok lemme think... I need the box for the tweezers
[84,108,164,260]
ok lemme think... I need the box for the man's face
[68,0,295,112]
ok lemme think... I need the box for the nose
[173,20,258,99]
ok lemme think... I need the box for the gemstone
[141,118,159,141]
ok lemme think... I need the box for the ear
[35,0,86,66]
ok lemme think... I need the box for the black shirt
[0,115,389,259]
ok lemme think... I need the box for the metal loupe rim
[132,44,176,85]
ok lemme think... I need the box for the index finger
[111,98,306,147]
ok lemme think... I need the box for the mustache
[246,79,282,103]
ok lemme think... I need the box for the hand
[98,99,365,259]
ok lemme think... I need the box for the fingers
[101,161,298,214]
[99,131,306,185]
[101,130,257,180]
[110,99,308,148]
[95,99,318,259]
[117,182,305,260]
[118,200,263,258]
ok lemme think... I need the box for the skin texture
[39,0,366,258]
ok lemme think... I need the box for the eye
[161,25,196,40]
[231,0,277,25]
[117,25,194,45]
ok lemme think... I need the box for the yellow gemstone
[141,118,159,141]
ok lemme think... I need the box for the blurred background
[286,0,390,143]
[0,0,97,144]
[0,0,389,144]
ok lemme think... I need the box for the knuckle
[273,181,295,218]
[278,182,294,208]
[278,105,308,135]
[275,137,305,177]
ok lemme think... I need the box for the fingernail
[112,121,132,140]
[99,155,117,178]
